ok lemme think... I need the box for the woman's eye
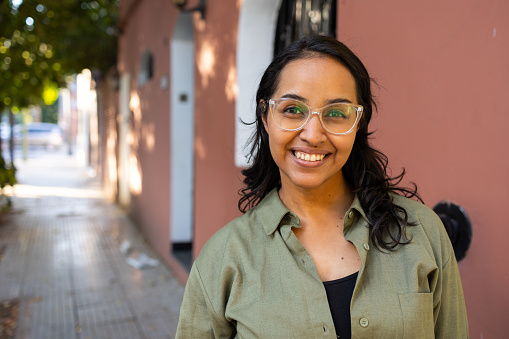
[325,109,346,118]
[283,106,304,114]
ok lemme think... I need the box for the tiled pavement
[0,148,184,339]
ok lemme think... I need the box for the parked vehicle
[13,123,63,149]
[0,122,10,140]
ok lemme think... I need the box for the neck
[278,173,354,224]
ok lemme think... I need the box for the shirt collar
[343,193,368,232]
[350,194,367,220]
[255,188,369,236]
[255,188,292,236]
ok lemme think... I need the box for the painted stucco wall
[97,75,119,202]
[192,0,244,259]
[336,1,509,337]
[117,0,178,274]
[115,0,243,281]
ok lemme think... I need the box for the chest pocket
[398,293,434,338]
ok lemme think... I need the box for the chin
[284,175,333,191]
[281,167,346,191]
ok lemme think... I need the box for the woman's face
[262,56,358,192]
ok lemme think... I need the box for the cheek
[266,125,292,163]
[345,136,358,160]
[346,134,357,151]
[333,134,357,157]
[267,128,283,158]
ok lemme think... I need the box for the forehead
[275,56,357,103]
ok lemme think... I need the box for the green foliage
[42,82,58,105]
[0,156,16,189]
[0,149,16,210]
[41,97,58,123]
[0,0,118,110]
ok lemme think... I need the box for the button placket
[344,209,356,229]
[359,317,369,327]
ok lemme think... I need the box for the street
[0,145,184,339]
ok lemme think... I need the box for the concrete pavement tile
[78,319,143,339]
[15,294,76,339]
[138,313,180,339]
[74,285,124,308]
[22,268,73,297]
[77,299,133,326]
[0,149,185,338]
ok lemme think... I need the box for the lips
[293,151,328,162]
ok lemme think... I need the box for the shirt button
[359,317,369,327]
[363,243,370,251]
[348,210,353,219]
[301,258,306,265]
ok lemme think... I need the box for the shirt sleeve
[433,251,469,338]
[175,263,235,339]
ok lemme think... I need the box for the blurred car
[13,122,63,149]
[0,122,10,140]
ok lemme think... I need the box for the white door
[170,13,195,248]
[118,73,131,207]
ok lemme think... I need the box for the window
[274,0,337,57]
[138,49,154,87]
[235,0,282,168]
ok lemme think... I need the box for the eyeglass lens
[272,99,358,134]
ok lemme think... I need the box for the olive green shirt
[176,189,468,338]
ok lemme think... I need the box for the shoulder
[391,194,442,227]
[194,189,285,270]
[391,194,453,266]
[189,208,268,312]
[194,207,265,271]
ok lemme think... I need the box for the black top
[323,271,358,339]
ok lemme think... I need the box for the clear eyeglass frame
[268,98,364,135]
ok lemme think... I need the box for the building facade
[94,0,509,337]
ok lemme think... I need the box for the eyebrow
[279,93,353,105]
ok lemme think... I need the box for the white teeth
[294,151,326,162]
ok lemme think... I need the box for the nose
[299,113,327,145]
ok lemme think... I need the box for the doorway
[118,73,131,207]
[170,13,195,271]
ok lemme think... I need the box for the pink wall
[337,0,509,337]
[193,0,244,258]
[116,0,243,282]
[117,0,181,276]
[97,76,119,202]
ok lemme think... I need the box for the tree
[0,0,118,198]
[0,0,118,110]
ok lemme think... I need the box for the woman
[176,35,468,338]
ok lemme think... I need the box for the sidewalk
[0,147,184,339]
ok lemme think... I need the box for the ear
[260,100,269,133]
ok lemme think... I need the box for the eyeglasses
[268,98,363,135]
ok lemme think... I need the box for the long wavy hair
[238,35,420,250]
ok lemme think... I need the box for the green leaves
[42,80,58,105]
[0,0,118,110]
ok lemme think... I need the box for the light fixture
[108,67,120,91]
[171,0,206,20]
[433,201,472,261]
[172,0,187,7]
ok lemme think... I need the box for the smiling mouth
[293,151,327,162]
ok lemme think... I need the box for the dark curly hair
[238,35,420,251]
